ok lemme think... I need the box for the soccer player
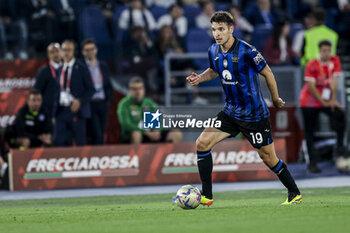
[186,11,302,205]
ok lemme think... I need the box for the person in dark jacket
[246,0,282,27]
[34,42,62,118]
[53,40,95,146]
[81,38,113,145]
[11,89,53,149]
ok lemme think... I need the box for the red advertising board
[269,106,303,162]
[9,139,286,191]
[0,59,46,131]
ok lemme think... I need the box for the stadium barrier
[8,139,286,191]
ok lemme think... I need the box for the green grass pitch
[1,187,350,233]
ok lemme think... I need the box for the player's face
[319,45,331,62]
[62,42,75,62]
[82,43,97,61]
[211,22,233,46]
[27,94,42,112]
[129,82,145,103]
[47,45,61,64]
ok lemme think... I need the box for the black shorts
[216,111,273,149]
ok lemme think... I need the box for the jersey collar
[219,37,238,54]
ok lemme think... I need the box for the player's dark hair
[210,11,234,26]
[81,38,97,50]
[312,8,326,24]
[129,76,144,87]
[318,40,332,48]
[29,89,41,97]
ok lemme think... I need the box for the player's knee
[258,148,270,162]
[196,137,211,151]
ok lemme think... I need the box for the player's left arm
[260,66,285,108]
[330,56,343,110]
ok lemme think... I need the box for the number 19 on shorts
[250,132,263,144]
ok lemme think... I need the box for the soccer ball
[175,185,201,209]
[336,157,350,173]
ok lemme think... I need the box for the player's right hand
[273,97,285,108]
[186,72,201,86]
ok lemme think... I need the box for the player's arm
[260,66,285,108]
[306,81,328,106]
[330,75,338,102]
[186,68,218,86]
[329,75,342,110]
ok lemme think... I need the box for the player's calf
[257,144,301,203]
[197,150,213,199]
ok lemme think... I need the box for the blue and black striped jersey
[208,37,270,122]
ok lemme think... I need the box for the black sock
[271,159,300,195]
[197,150,213,199]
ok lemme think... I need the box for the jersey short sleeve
[247,46,267,73]
[333,56,342,77]
[208,46,217,72]
[304,60,317,82]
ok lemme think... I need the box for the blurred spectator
[292,0,313,20]
[302,0,318,8]
[122,26,154,61]
[117,76,182,144]
[81,39,113,145]
[338,0,350,9]
[301,8,339,66]
[19,0,56,55]
[292,13,315,59]
[155,25,183,67]
[5,89,53,149]
[0,0,28,60]
[263,20,294,65]
[50,0,78,41]
[34,43,62,118]
[157,4,187,46]
[338,0,350,35]
[145,0,177,7]
[299,40,346,173]
[155,25,194,97]
[195,0,215,36]
[53,40,95,146]
[181,0,200,4]
[119,0,157,35]
[227,4,253,39]
[246,0,282,27]
[90,0,116,39]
